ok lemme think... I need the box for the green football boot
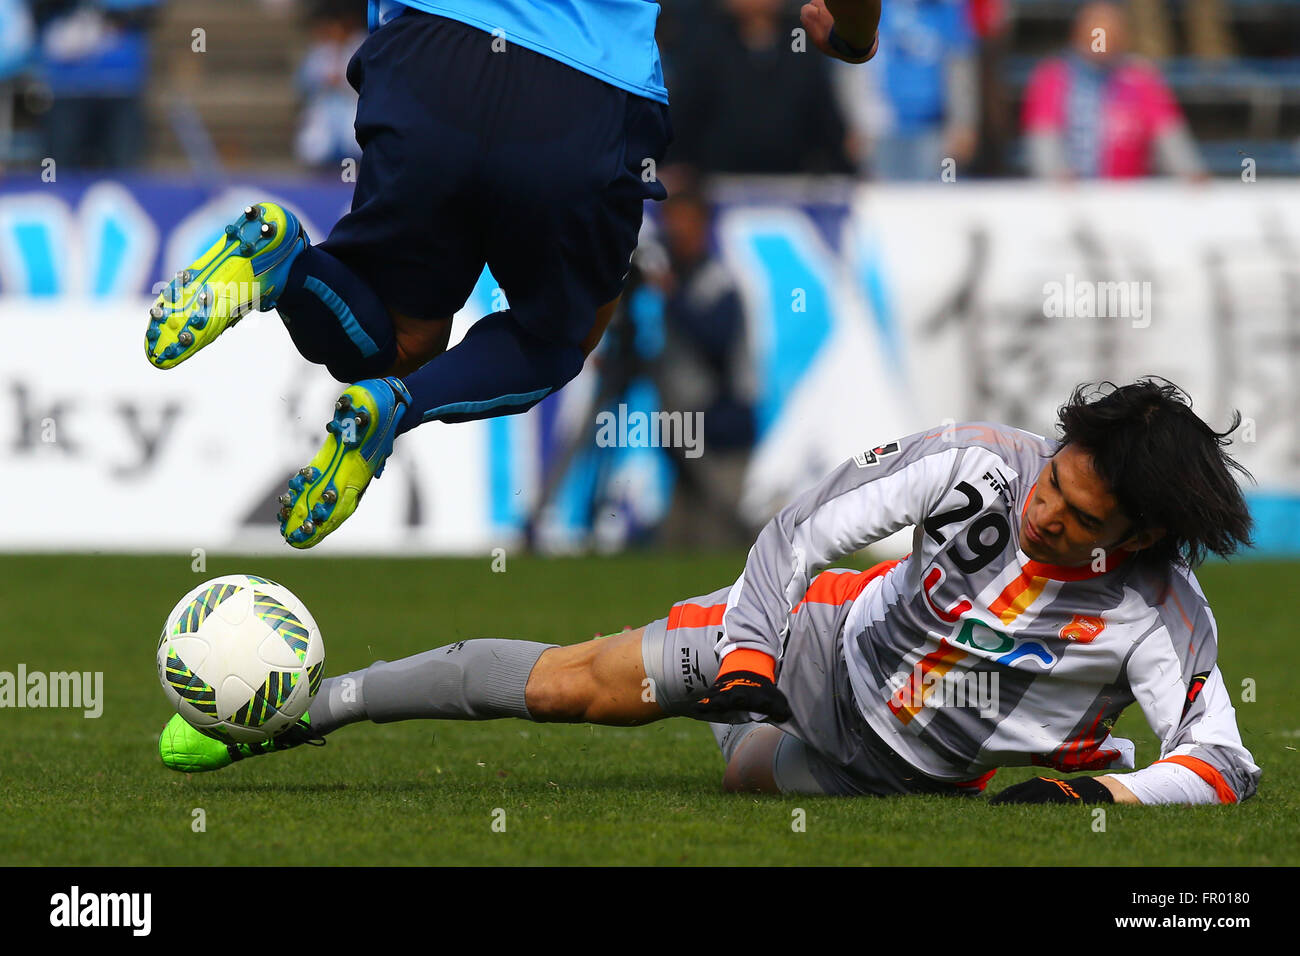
[280,377,411,549]
[158,712,325,773]
[145,202,307,369]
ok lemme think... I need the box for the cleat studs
[259,221,277,240]
[301,520,315,535]
[278,493,292,506]
[244,205,260,221]
[299,466,313,478]
[355,409,371,429]
[279,506,291,521]
[198,290,210,307]
[326,421,338,435]
[177,330,194,346]
[336,395,353,411]
[149,304,164,319]
[177,270,191,285]
[321,489,337,505]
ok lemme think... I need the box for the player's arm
[693,430,964,718]
[995,578,1259,807]
[801,0,881,63]
[1106,575,1260,805]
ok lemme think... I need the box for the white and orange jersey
[719,422,1260,803]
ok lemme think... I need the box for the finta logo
[49,886,151,936]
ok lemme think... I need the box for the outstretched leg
[157,621,837,796]
[309,626,662,735]
[157,627,667,773]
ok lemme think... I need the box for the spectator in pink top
[1022,1,1205,179]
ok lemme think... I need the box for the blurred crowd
[655,0,1235,181]
[1,0,158,168]
[2,0,1293,178]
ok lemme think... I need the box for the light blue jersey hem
[376,0,669,106]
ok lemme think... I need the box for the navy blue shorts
[318,11,672,347]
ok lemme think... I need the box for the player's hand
[800,0,878,64]
[691,671,793,722]
[689,650,792,722]
[989,776,1116,805]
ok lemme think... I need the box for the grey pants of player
[640,574,984,798]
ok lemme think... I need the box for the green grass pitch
[1,552,1295,866]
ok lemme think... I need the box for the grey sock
[308,669,369,736]
[333,639,557,726]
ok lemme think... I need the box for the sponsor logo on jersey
[1059,614,1106,643]
[954,618,1057,668]
[853,441,900,468]
[922,565,973,623]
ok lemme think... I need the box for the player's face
[1020,444,1137,566]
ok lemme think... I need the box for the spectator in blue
[833,0,980,180]
[0,0,36,164]
[294,0,365,171]
[36,0,157,169]
[0,0,35,81]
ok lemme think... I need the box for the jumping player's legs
[390,28,671,434]
[271,14,489,385]
[273,12,669,547]
[289,11,667,420]
[389,312,454,378]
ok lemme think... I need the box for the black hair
[1056,378,1254,568]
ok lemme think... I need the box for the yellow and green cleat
[158,712,325,773]
[145,202,307,369]
[280,377,411,549]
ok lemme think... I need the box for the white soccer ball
[157,574,325,745]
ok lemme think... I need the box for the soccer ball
[157,574,325,745]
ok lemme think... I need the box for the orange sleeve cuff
[718,649,776,681]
